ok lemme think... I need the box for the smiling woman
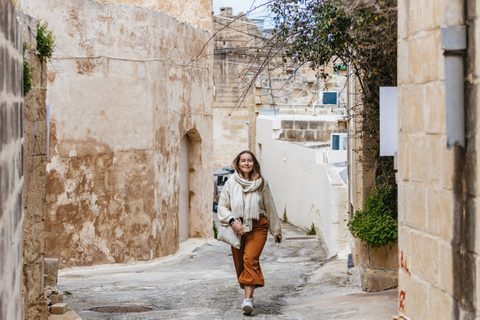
[217,150,282,315]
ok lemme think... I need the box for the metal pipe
[441,26,467,149]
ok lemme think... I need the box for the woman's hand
[231,221,245,235]
[275,234,282,243]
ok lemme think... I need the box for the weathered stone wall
[19,0,214,268]
[397,0,479,318]
[0,1,24,319]
[19,10,49,319]
[95,0,212,30]
[278,119,347,142]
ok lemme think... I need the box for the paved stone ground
[57,222,398,320]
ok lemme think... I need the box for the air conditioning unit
[331,133,347,150]
[320,91,338,105]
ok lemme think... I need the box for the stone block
[44,259,59,287]
[421,31,440,84]
[400,275,428,319]
[424,82,447,134]
[401,85,424,133]
[409,135,428,183]
[281,120,294,129]
[308,121,324,130]
[51,303,68,315]
[25,263,44,304]
[408,38,424,84]
[23,222,45,262]
[316,131,330,142]
[402,182,426,231]
[286,130,304,141]
[425,135,441,184]
[407,0,423,36]
[440,137,455,190]
[355,238,370,267]
[363,268,398,292]
[304,130,316,141]
[437,243,454,296]
[427,287,454,319]
[398,134,409,181]
[397,0,408,39]
[370,243,398,270]
[49,293,64,305]
[426,187,453,241]
[294,121,308,130]
[423,0,443,30]
[23,155,47,191]
[398,41,409,86]
[24,121,48,157]
[408,231,438,285]
[22,189,46,229]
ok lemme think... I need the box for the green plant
[307,223,316,236]
[213,221,218,239]
[282,207,288,223]
[63,291,72,295]
[348,184,398,248]
[36,20,55,61]
[23,43,34,96]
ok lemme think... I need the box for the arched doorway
[178,129,203,243]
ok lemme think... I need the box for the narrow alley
[52,223,397,320]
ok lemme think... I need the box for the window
[322,92,338,105]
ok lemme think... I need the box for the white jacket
[218,176,282,236]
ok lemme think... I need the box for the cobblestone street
[55,223,397,320]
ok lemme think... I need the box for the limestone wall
[96,0,212,30]
[397,0,479,318]
[19,11,50,319]
[257,115,349,258]
[19,0,214,268]
[0,1,24,318]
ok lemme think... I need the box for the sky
[212,0,272,20]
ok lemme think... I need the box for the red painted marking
[399,251,411,276]
[399,291,406,312]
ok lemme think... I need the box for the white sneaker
[242,298,254,315]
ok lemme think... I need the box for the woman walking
[218,150,282,315]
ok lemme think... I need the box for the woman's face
[238,153,254,177]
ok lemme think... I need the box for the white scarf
[230,171,263,231]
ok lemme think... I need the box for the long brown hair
[233,150,264,186]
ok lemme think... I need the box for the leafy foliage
[307,222,317,236]
[348,183,397,247]
[23,43,34,96]
[36,20,55,61]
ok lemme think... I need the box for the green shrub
[307,222,316,236]
[36,20,55,61]
[348,185,398,248]
[282,207,288,223]
[23,43,34,96]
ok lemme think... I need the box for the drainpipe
[441,25,467,149]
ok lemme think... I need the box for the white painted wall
[257,115,349,258]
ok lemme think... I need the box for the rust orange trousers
[231,216,270,289]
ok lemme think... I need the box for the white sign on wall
[380,87,398,156]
